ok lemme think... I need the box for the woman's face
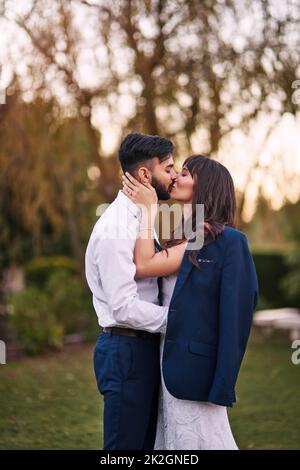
[169,165,194,203]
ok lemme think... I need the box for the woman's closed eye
[181,167,189,177]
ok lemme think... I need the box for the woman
[122,155,258,450]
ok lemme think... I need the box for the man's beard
[151,176,173,200]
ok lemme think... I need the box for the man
[85,133,177,450]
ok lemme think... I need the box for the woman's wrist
[139,216,155,231]
[140,203,157,222]
[139,207,156,233]
[139,202,158,214]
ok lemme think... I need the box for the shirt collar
[117,190,142,221]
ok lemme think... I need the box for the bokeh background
[0,0,300,450]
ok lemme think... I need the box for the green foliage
[238,198,300,307]
[0,94,103,269]
[252,250,300,309]
[10,287,64,355]
[280,249,300,308]
[24,256,77,288]
[255,295,274,311]
[45,270,94,335]
[10,267,95,354]
[253,251,290,308]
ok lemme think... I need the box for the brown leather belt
[103,326,160,339]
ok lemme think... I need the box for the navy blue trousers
[93,331,161,450]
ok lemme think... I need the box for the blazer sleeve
[208,232,259,407]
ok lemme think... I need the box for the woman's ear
[137,166,151,184]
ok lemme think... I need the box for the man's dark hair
[119,133,173,174]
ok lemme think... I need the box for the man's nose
[171,169,178,180]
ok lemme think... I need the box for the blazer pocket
[188,340,217,357]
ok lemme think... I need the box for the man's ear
[136,166,152,184]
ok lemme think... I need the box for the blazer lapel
[170,249,194,304]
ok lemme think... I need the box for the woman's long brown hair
[162,155,237,267]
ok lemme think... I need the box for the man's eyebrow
[165,163,174,168]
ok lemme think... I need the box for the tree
[0,83,100,277]
[1,0,300,219]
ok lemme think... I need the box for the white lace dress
[154,274,238,450]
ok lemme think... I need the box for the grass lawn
[230,333,300,450]
[0,335,299,450]
[0,344,102,450]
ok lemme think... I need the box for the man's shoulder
[90,212,137,243]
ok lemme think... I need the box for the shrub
[252,251,292,309]
[45,270,94,335]
[280,249,300,308]
[9,268,96,354]
[24,256,77,288]
[10,287,64,354]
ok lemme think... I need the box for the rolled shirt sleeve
[92,233,168,333]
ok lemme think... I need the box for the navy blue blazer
[162,226,259,407]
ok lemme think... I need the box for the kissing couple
[85,132,258,450]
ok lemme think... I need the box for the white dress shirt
[85,190,168,333]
